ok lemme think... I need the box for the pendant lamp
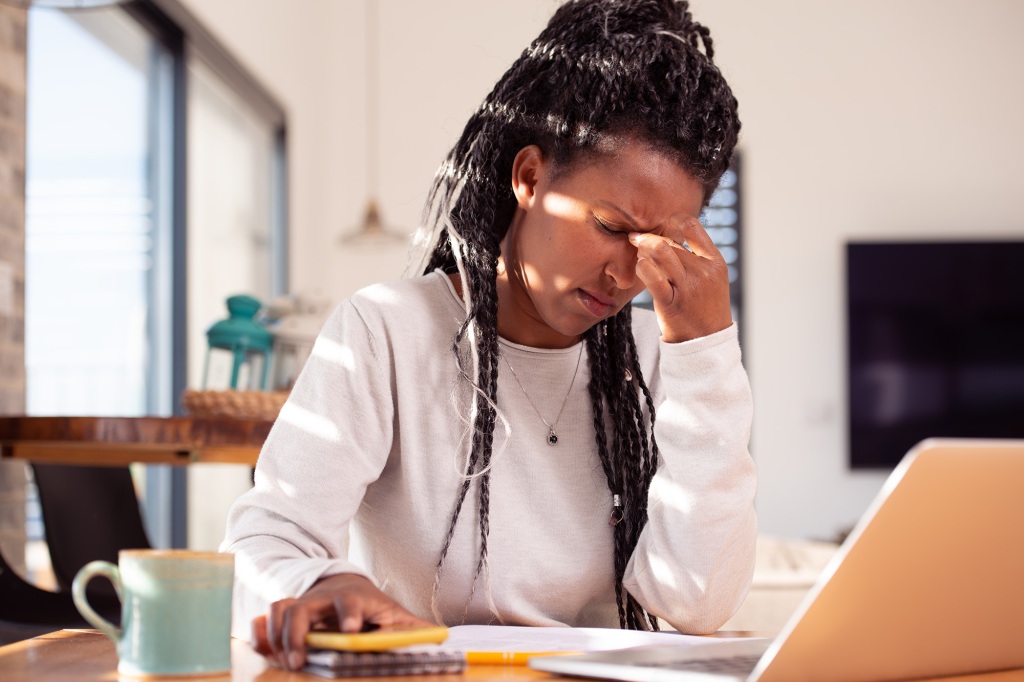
[339,0,406,244]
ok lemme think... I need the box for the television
[846,241,1024,469]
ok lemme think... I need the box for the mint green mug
[73,549,234,677]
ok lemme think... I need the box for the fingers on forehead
[663,214,701,240]
[667,214,718,255]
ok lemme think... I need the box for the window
[184,57,282,550]
[24,0,287,555]
[26,7,174,417]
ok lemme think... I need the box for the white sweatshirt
[221,270,756,637]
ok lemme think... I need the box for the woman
[222,0,756,671]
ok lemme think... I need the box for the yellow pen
[464,651,578,666]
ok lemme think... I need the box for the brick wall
[0,2,27,576]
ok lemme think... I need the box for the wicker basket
[181,389,289,421]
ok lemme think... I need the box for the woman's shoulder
[329,270,462,335]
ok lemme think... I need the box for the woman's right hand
[251,573,435,671]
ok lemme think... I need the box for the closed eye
[594,216,629,236]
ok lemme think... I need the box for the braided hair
[407,0,740,630]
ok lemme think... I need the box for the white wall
[694,0,1024,539]
[175,0,557,300]
[178,0,1024,541]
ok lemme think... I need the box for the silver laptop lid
[753,438,1024,682]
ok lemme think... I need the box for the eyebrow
[596,201,651,232]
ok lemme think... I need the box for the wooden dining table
[0,629,546,682]
[2,629,1024,682]
[0,416,273,467]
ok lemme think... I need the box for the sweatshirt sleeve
[219,299,394,638]
[623,323,757,634]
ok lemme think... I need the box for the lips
[578,289,617,318]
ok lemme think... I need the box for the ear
[511,145,546,209]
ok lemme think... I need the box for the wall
[694,0,1024,538]
[0,3,27,574]
[177,0,1024,541]
[174,0,558,301]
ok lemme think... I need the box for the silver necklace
[502,344,584,446]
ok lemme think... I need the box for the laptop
[530,438,1024,681]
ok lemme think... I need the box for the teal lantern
[202,295,273,390]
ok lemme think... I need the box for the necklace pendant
[547,428,558,446]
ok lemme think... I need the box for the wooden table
[0,416,272,467]
[0,630,552,681]
[2,630,1023,682]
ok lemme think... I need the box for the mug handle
[72,560,123,645]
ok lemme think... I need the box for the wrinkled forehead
[542,140,707,229]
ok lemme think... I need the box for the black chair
[30,464,151,604]
[0,544,90,645]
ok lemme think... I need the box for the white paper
[442,625,764,653]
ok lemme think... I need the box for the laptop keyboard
[638,653,762,675]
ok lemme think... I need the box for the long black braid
[408,0,740,630]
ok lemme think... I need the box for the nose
[604,242,639,291]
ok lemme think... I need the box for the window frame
[26,0,288,547]
[135,0,288,547]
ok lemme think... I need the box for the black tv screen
[847,241,1024,468]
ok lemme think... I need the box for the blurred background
[1,0,1022,609]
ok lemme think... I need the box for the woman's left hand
[629,215,732,343]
